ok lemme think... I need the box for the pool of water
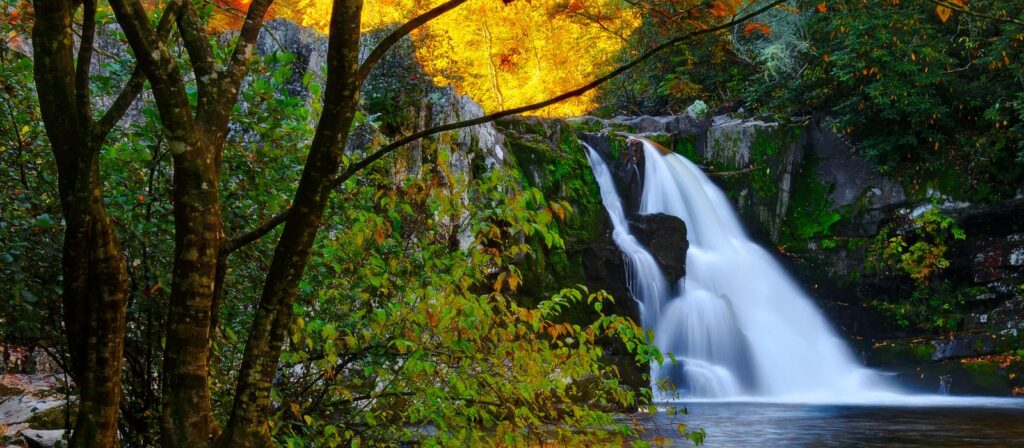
[650,400,1024,447]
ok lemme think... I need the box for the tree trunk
[31,1,128,445]
[160,139,223,447]
[60,171,129,448]
[217,1,364,445]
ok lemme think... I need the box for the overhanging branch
[335,0,789,186]
[928,0,1024,26]
[357,0,469,84]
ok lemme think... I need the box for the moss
[780,152,843,248]
[964,361,1010,393]
[868,340,936,365]
[646,133,672,149]
[912,343,937,362]
[568,119,604,134]
[673,135,699,161]
[504,122,606,298]
[27,404,72,430]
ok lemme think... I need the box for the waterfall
[585,139,895,401]
[585,144,669,329]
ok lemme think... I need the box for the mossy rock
[26,404,72,430]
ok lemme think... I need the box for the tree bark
[218,1,364,445]
[31,1,128,445]
[159,139,223,446]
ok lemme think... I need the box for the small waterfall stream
[585,139,894,401]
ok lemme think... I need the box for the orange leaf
[935,5,952,23]
[709,1,731,18]
[742,22,772,37]
[817,2,827,13]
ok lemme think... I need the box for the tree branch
[928,0,1024,26]
[93,2,181,143]
[219,0,274,103]
[177,0,217,99]
[356,0,469,85]
[336,0,788,186]
[223,207,292,254]
[108,0,196,142]
[75,0,97,132]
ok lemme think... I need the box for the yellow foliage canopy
[414,0,639,116]
[226,0,640,116]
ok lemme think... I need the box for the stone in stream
[630,213,688,285]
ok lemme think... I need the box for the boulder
[19,430,65,448]
[630,214,688,285]
[805,121,906,210]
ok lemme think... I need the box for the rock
[19,430,65,448]
[930,334,1004,361]
[805,121,905,210]
[630,213,688,284]
[0,374,68,446]
[952,231,1024,284]
[255,19,328,98]
[0,395,64,428]
[605,114,704,135]
[703,116,775,169]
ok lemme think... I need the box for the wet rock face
[630,213,688,285]
[581,214,636,319]
[805,122,906,211]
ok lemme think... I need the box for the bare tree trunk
[160,141,223,446]
[218,1,364,445]
[31,1,128,445]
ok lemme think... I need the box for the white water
[584,140,894,401]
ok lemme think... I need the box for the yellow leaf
[20,125,29,135]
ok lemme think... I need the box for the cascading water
[585,139,894,401]
[585,144,669,329]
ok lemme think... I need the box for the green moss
[609,137,626,161]
[27,404,72,430]
[504,123,606,298]
[868,340,937,365]
[646,133,672,148]
[964,361,1010,393]
[567,119,604,134]
[780,152,843,248]
[912,343,937,362]
[673,135,699,161]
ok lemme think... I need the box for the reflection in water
[653,402,1024,447]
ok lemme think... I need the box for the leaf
[935,5,952,23]
[742,23,772,37]
[709,1,731,18]
[817,2,827,13]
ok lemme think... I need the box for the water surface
[653,401,1024,447]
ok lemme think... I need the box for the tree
[30,1,178,444]
[26,0,784,445]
